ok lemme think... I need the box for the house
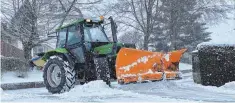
[1,22,23,49]
[1,22,24,59]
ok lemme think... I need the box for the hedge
[192,44,235,87]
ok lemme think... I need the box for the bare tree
[1,0,103,61]
[194,0,233,24]
[118,30,143,48]
[109,0,160,50]
[104,0,232,51]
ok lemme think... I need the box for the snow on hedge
[197,42,235,50]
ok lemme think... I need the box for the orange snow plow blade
[115,48,187,84]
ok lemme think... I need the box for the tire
[43,56,76,94]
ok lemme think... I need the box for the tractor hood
[93,42,135,55]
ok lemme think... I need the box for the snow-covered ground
[1,63,235,102]
[179,63,192,71]
[1,80,191,102]
[1,69,43,84]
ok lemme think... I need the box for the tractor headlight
[86,19,91,22]
[99,16,104,21]
[85,16,104,23]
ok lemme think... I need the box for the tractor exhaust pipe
[108,16,118,55]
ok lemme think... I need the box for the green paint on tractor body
[41,48,68,61]
[40,42,131,62]
[41,43,124,62]
[93,43,123,55]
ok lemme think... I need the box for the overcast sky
[207,10,235,44]
[206,1,235,44]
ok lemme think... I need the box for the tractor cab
[56,16,112,50]
[55,16,118,63]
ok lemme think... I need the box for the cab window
[57,28,67,48]
[67,25,81,45]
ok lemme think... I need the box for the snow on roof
[197,42,235,50]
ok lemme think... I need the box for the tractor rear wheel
[43,56,76,94]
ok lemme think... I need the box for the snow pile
[59,80,137,97]
[79,80,110,90]
[55,80,189,102]
[222,81,235,90]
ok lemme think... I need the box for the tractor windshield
[84,26,109,42]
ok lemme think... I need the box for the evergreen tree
[152,0,211,51]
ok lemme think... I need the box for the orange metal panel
[116,48,186,84]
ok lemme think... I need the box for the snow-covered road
[115,74,235,102]
[1,63,235,102]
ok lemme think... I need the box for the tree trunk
[22,43,32,70]
[143,33,149,50]
[23,45,32,61]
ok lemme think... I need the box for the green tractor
[31,16,135,93]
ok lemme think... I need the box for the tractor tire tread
[43,56,76,94]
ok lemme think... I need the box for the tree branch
[130,0,145,32]
[58,0,66,12]
[58,0,78,28]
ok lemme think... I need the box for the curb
[1,81,44,90]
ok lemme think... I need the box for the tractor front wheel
[43,56,76,94]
